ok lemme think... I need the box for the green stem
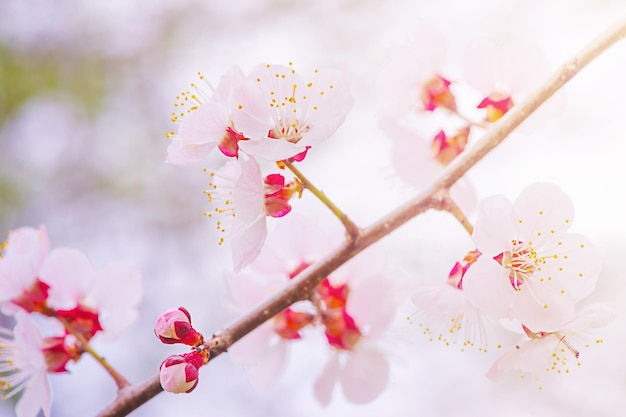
[283,160,361,240]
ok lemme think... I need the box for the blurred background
[1,0,626,416]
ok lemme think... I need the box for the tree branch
[96,18,626,417]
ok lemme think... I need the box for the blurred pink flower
[487,304,615,381]
[377,24,455,115]
[0,311,52,417]
[0,226,51,315]
[231,63,353,161]
[227,214,398,405]
[381,116,476,213]
[463,183,601,332]
[41,249,143,342]
[463,41,555,123]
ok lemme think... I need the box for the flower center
[268,119,310,144]
[496,240,541,290]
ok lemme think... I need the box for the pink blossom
[41,249,143,342]
[0,311,52,417]
[487,304,615,380]
[230,63,353,161]
[463,41,553,122]
[227,214,398,404]
[204,156,304,272]
[0,226,51,315]
[377,24,453,114]
[165,66,248,164]
[381,116,476,213]
[463,183,601,332]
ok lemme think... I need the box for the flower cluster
[411,183,613,383]
[166,63,353,271]
[154,307,209,393]
[377,28,554,214]
[226,215,399,405]
[0,226,143,417]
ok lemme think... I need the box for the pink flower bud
[159,352,204,394]
[154,307,203,346]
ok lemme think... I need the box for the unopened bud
[154,307,203,346]
[159,351,205,394]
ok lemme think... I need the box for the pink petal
[178,102,229,146]
[313,353,340,407]
[5,226,50,268]
[15,371,52,417]
[40,248,94,309]
[339,345,389,404]
[246,339,288,389]
[231,215,267,273]
[165,137,213,165]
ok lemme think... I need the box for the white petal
[462,257,515,319]
[513,183,574,247]
[411,284,470,316]
[472,195,515,257]
[486,337,554,380]
[339,345,389,404]
[512,281,575,332]
[15,371,52,417]
[231,215,266,273]
[563,303,616,330]
[536,233,601,301]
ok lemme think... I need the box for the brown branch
[96,18,626,417]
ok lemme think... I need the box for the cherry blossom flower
[0,311,52,417]
[165,66,248,164]
[41,248,143,342]
[230,62,353,161]
[0,226,51,315]
[313,253,397,406]
[487,303,615,381]
[377,24,455,115]
[410,250,489,351]
[463,41,552,122]
[227,214,398,405]
[462,183,601,332]
[204,156,302,272]
[381,116,476,213]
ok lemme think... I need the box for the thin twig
[283,160,362,240]
[96,18,626,417]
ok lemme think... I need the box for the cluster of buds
[154,307,209,393]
